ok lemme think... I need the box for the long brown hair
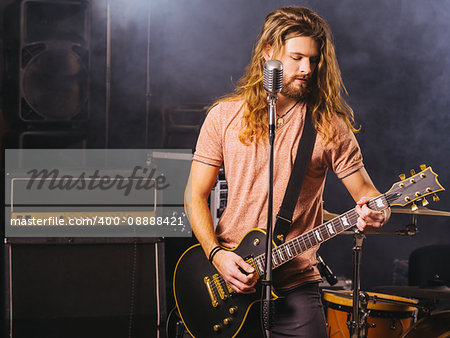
[211,6,358,145]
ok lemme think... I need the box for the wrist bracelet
[208,245,223,264]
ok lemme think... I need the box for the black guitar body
[173,229,269,337]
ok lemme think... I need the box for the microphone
[317,253,338,286]
[263,60,283,98]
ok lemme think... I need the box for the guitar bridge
[203,276,219,307]
[244,256,261,278]
[213,274,228,300]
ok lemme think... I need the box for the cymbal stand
[348,230,370,338]
[409,214,418,234]
[342,214,418,236]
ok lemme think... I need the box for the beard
[281,75,313,101]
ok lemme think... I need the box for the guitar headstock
[386,165,445,210]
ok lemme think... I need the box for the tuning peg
[410,169,416,176]
[422,198,429,207]
[420,164,427,171]
[411,203,418,212]
[399,174,406,181]
[433,194,440,202]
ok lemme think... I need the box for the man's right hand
[212,249,257,294]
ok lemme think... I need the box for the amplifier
[209,167,227,227]
[4,238,166,338]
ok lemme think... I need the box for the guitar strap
[273,107,317,246]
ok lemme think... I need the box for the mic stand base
[261,280,275,336]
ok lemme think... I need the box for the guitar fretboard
[252,194,389,275]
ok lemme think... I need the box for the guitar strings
[263,208,360,268]
[255,196,383,269]
[207,207,356,296]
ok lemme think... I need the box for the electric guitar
[173,166,444,337]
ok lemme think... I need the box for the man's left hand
[355,196,390,231]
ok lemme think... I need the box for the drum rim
[326,301,416,319]
[323,290,418,312]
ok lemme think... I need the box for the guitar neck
[252,194,389,273]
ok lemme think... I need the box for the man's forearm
[186,195,220,258]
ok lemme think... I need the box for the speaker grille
[22,47,89,120]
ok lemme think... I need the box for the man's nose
[299,58,312,75]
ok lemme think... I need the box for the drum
[323,290,417,338]
[401,310,450,338]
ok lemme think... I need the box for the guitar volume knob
[223,317,233,325]
[213,324,222,332]
[229,306,238,315]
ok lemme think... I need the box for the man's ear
[262,44,274,61]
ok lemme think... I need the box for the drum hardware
[340,216,418,335]
[346,228,422,338]
[338,215,447,337]
[343,205,450,237]
[320,185,450,337]
[342,224,418,236]
[336,204,450,237]
[324,289,425,311]
[374,275,450,321]
[354,292,376,337]
[342,215,418,236]
[324,206,447,337]
[349,229,366,338]
[370,285,450,337]
[323,290,418,338]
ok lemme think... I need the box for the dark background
[1,0,449,335]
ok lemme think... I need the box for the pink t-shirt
[193,99,363,289]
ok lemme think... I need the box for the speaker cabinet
[3,130,88,149]
[3,0,90,123]
[4,238,166,338]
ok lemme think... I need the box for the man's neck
[276,94,302,115]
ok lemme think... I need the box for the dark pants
[182,282,328,337]
[271,282,328,337]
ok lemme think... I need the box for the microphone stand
[262,93,277,337]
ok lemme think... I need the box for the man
[184,6,390,337]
